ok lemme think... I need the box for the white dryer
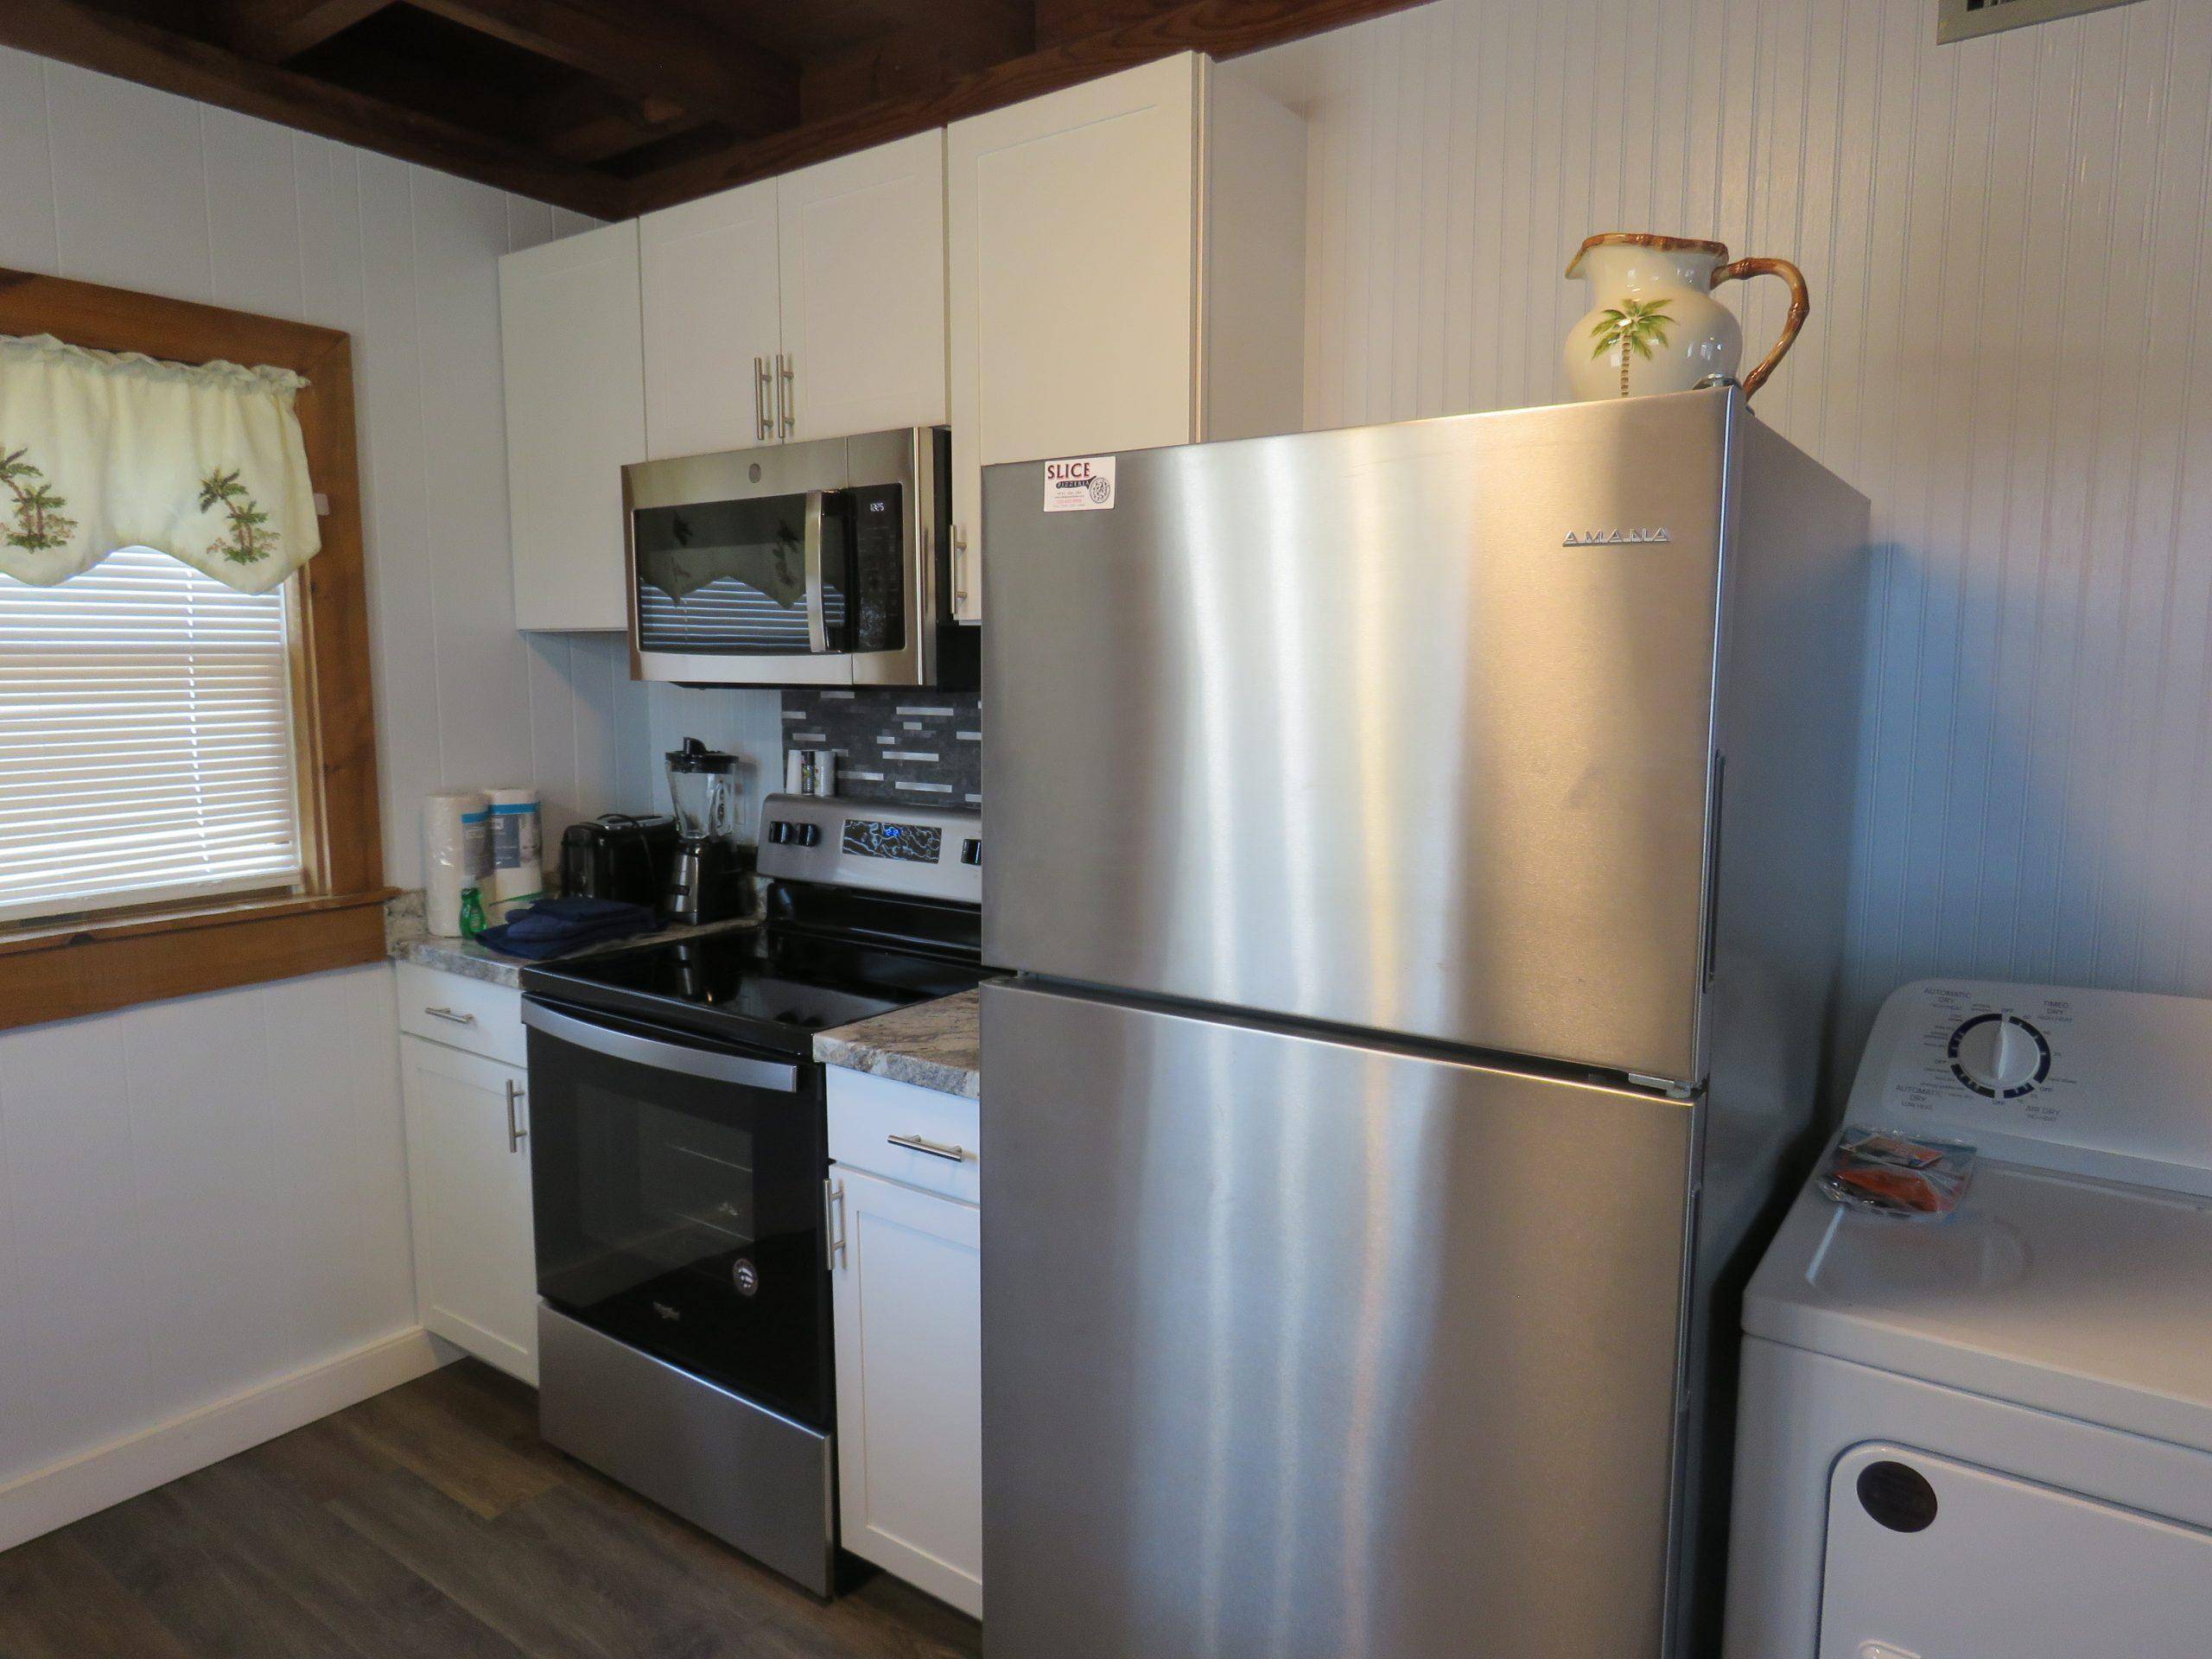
[1722,977,2212,1659]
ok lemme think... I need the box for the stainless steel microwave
[623,426,976,688]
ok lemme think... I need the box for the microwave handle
[521,1001,801,1093]
[803,489,829,652]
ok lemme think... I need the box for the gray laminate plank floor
[0,1360,982,1659]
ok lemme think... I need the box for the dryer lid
[1747,1157,2212,1458]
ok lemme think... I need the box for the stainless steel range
[518,792,984,1595]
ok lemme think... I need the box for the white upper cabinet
[639,177,781,461]
[640,132,947,461]
[777,132,949,442]
[499,220,646,632]
[945,54,1306,621]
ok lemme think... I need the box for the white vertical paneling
[1236,0,2212,1043]
[0,50,58,276]
[41,61,211,301]
[0,1018,155,1471]
[201,106,307,321]
[0,967,413,1492]
[0,43,652,1514]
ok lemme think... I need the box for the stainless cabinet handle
[753,355,772,441]
[505,1078,527,1153]
[424,1006,476,1026]
[888,1132,969,1164]
[951,524,969,610]
[778,351,795,437]
[826,1179,846,1267]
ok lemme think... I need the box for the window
[0,269,385,1034]
[0,549,304,924]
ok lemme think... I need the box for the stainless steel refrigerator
[978,386,1869,1658]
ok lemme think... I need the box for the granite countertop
[814,988,983,1098]
[385,892,758,989]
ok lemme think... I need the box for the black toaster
[558,814,677,908]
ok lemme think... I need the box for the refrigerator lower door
[980,981,1695,1659]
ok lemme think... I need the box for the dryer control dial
[1948,1012,2051,1098]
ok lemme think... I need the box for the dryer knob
[1950,1014,2047,1096]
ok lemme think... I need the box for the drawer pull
[424,1006,477,1026]
[887,1132,969,1164]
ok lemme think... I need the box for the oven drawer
[397,962,527,1067]
[828,1068,979,1205]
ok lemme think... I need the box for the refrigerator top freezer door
[979,979,1695,1659]
[982,389,1735,1082]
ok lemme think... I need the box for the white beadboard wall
[1236,0,2212,1045]
[0,966,418,1519]
[0,48,661,1529]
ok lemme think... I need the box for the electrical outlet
[1938,0,2148,44]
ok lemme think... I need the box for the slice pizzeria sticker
[1043,455,1116,512]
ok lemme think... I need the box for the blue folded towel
[476,897,658,959]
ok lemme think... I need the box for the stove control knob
[797,823,822,848]
[1948,1013,2050,1097]
[768,820,794,844]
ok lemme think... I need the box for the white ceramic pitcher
[1563,233,1808,402]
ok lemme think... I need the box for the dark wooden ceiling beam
[218,0,393,61]
[405,0,799,137]
[531,85,707,166]
[626,0,1430,213]
[856,0,1034,62]
[0,0,627,216]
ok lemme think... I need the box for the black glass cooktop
[521,921,986,1056]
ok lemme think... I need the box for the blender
[663,738,747,924]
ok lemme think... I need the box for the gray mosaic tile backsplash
[780,690,982,808]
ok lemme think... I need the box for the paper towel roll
[488,786,543,903]
[424,791,490,938]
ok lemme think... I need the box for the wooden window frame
[0,267,390,1031]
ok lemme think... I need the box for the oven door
[520,997,830,1431]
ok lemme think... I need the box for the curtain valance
[0,333,320,594]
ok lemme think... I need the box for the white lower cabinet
[399,1018,537,1384]
[829,1072,982,1617]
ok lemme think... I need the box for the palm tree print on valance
[199,469,279,565]
[0,333,319,593]
[1590,299,1675,397]
[0,446,76,552]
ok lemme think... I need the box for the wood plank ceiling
[0,0,1429,218]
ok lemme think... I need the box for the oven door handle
[521,1001,801,1093]
[802,490,828,653]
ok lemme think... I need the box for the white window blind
[0,547,303,924]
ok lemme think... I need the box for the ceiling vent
[1938,0,2148,43]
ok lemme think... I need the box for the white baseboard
[0,1325,447,1553]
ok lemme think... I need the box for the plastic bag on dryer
[1819,1127,1978,1221]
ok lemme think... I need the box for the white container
[487,786,543,903]
[423,791,490,937]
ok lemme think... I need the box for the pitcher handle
[1711,256,1808,399]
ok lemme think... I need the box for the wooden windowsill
[0,887,399,1031]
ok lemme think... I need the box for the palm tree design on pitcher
[0,446,78,551]
[199,468,279,564]
[1589,298,1675,397]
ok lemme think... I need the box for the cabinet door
[777,132,948,442]
[947,53,1204,622]
[400,1037,537,1384]
[830,1166,982,1617]
[640,178,781,460]
[499,221,645,631]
